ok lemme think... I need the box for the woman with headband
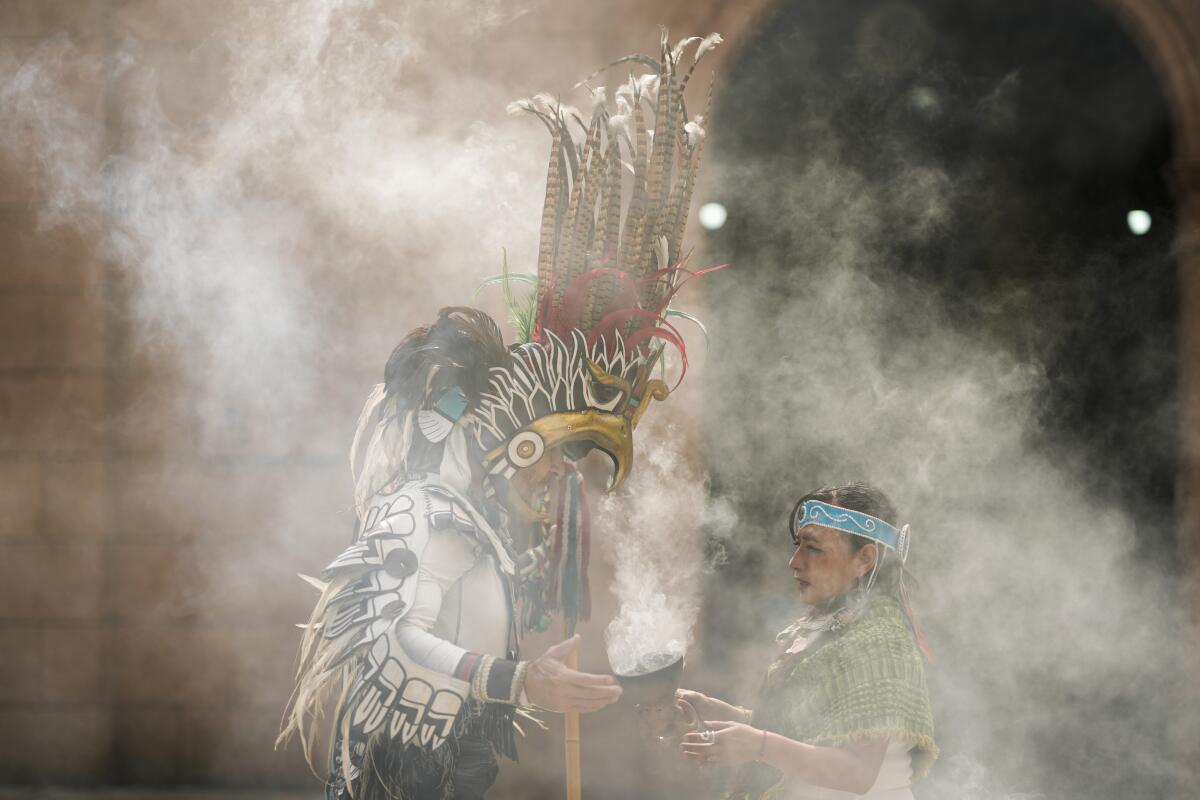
[679,483,937,799]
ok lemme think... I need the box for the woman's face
[788,525,877,608]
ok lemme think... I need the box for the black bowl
[613,652,684,706]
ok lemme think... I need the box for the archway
[696,1,1183,797]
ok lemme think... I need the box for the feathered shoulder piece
[350,307,509,516]
[503,30,723,362]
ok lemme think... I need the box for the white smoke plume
[1,0,554,448]
[599,429,710,677]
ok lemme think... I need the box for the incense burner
[613,652,700,743]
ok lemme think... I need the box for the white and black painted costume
[279,31,722,799]
[318,472,525,800]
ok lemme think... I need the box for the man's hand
[675,688,751,724]
[523,635,622,713]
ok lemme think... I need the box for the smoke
[696,2,1189,797]
[2,2,737,794]
[703,194,1183,793]
[599,429,709,677]
[3,1,1193,798]
[3,0,555,449]
[0,0,583,788]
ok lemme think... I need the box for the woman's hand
[675,689,751,724]
[680,721,765,767]
[523,635,622,713]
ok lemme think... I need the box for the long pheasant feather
[679,33,723,95]
[551,112,595,331]
[640,42,673,282]
[535,118,564,330]
[670,75,715,286]
[582,130,625,331]
[621,81,649,275]
[638,41,681,312]
[568,112,605,283]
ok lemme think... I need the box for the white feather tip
[506,99,534,116]
[695,33,723,62]
[672,36,701,64]
[297,573,328,592]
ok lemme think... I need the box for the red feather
[588,308,690,387]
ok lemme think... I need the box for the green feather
[664,307,709,345]
[475,250,539,343]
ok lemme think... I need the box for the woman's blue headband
[793,499,911,563]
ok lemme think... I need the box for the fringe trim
[327,702,518,800]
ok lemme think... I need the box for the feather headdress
[472,30,723,489]
[501,30,723,363]
[352,32,723,510]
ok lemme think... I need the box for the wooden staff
[556,468,588,800]
[565,621,582,800]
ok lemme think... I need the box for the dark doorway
[699,1,1176,797]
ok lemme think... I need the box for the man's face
[508,444,568,520]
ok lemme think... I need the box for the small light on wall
[698,202,727,231]
[1127,209,1151,236]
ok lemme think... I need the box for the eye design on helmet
[583,359,632,413]
[507,430,546,468]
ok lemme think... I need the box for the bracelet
[468,654,526,705]
[511,660,530,706]
[758,728,768,762]
[471,654,495,700]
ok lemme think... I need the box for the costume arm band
[457,652,528,705]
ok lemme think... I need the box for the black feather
[383,307,508,414]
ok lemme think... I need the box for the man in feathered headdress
[279,31,722,800]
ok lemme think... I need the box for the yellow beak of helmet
[479,355,671,494]
[527,410,633,492]
[483,410,633,493]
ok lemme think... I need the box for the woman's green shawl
[746,595,938,796]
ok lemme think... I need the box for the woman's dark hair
[790,482,931,657]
